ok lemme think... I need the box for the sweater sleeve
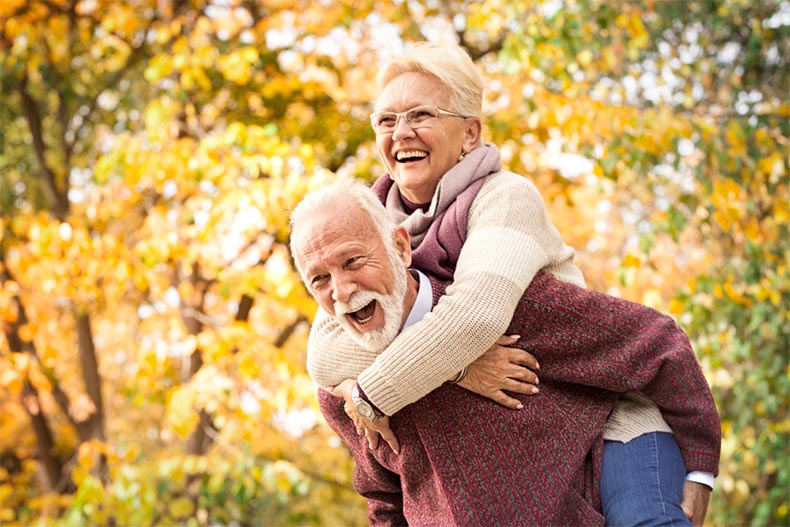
[515,273,721,475]
[357,172,585,415]
[306,307,381,388]
[317,389,407,526]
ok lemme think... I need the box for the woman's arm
[306,307,380,388]
[357,172,584,416]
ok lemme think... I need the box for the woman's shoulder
[476,170,544,204]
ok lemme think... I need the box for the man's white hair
[289,178,397,279]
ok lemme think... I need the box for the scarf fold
[373,142,503,247]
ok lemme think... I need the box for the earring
[457,151,466,162]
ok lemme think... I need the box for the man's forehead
[293,202,379,255]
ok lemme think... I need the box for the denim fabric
[601,432,691,527]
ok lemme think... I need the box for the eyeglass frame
[369,104,469,134]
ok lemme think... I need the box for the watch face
[357,402,376,419]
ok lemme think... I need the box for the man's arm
[512,271,721,475]
[317,389,406,526]
[682,481,712,527]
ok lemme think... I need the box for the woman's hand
[328,378,400,454]
[457,335,540,409]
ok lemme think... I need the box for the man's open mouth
[348,300,376,325]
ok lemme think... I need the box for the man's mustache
[335,290,380,316]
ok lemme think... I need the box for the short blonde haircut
[376,41,484,118]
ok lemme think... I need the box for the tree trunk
[22,381,65,492]
[75,311,105,442]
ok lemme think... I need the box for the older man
[290,180,720,526]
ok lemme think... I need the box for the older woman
[306,42,716,526]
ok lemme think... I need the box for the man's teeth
[351,301,376,324]
[396,150,427,161]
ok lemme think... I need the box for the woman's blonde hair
[376,41,484,118]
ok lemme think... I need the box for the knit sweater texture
[308,144,583,412]
[307,143,670,440]
[319,271,721,526]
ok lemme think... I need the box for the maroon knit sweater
[319,273,721,526]
[317,175,720,525]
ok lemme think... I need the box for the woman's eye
[409,109,434,121]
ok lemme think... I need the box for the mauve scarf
[372,142,503,280]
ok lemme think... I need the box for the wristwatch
[352,384,384,421]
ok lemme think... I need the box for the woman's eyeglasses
[369,105,468,134]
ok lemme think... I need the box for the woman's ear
[392,226,412,267]
[463,117,482,151]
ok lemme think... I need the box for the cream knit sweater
[307,171,671,442]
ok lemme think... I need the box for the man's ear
[392,226,412,267]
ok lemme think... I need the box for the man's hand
[681,480,711,527]
[458,335,540,410]
[328,378,400,454]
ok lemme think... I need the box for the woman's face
[373,72,480,204]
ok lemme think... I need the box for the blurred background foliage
[0,0,787,525]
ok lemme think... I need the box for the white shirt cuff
[686,471,714,490]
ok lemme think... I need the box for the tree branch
[16,74,70,220]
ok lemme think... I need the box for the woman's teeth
[396,150,427,161]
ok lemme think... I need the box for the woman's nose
[391,114,416,140]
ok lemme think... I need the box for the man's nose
[331,275,357,303]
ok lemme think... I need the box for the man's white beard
[333,245,408,352]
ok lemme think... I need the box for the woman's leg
[600,432,691,527]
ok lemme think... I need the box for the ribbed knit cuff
[355,383,384,415]
[358,367,410,417]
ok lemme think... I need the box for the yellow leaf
[577,49,593,67]
[668,298,684,316]
[622,253,642,268]
[17,323,35,343]
[687,277,697,295]
[168,497,195,518]
[167,387,199,438]
[144,55,174,83]
[712,283,724,299]
[77,444,96,471]
[0,367,23,396]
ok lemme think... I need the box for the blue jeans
[601,432,691,527]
